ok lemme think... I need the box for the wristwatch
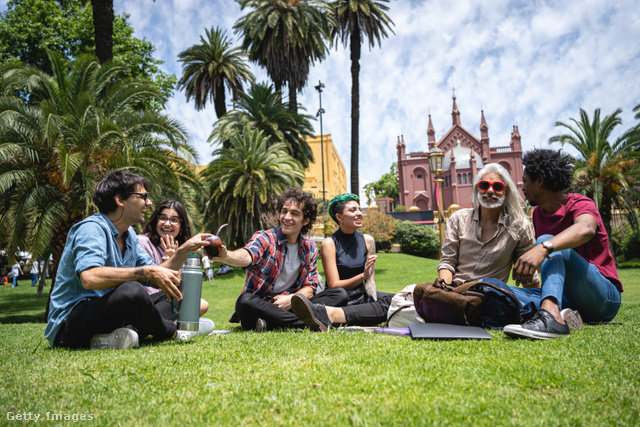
[541,240,554,254]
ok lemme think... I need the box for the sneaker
[173,330,194,341]
[560,308,584,331]
[503,309,570,340]
[291,294,331,332]
[198,318,215,336]
[90,328,139,350]
[255,318,267,332]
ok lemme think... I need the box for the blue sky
[3,0,640,197]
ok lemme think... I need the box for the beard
[478,193,506,209]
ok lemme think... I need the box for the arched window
[457,174,461,185]
[468,173,472,183]
[414,168,427,192]
[463,174,467,184]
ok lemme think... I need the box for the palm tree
[332,0,394,195]
[209,82,315,168]
[201,126,304,246]
[177,27,255,120]
[234,0,335,112]
[0,51,199,304]
[550,108,640,241]
[88,0,114,64]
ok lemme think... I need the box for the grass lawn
[1,253,639,426]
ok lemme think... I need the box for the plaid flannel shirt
[240,226,319,299]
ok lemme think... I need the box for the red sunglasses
[478,180,506,193]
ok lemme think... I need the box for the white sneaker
[173,330,195,341]
[560,308,584,330]
[198,318,215,336]
[90,328,139,350]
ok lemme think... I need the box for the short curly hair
[276,189,317,235]
[522,149,573,192]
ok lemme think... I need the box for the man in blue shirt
[45,170,211,349]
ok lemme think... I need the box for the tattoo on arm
[366,238,376,256]
[133,267,144,277]
[364,237,377,300]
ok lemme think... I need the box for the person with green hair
[291,194,394,331]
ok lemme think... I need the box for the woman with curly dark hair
[138,200,212,331]
[504,149,622,340]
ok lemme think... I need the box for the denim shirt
[44,213,154,346]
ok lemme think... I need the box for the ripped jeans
[508,235,621,322]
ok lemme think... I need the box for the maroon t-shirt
[532,193,622,292]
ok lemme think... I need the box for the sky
[3,0,640,199]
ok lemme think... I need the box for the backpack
[413,278,527,329]
[386,284,425,327]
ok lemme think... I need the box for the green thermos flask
[177,254,202,334]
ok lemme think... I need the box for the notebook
[373,327,411,336]
[408,322,491,340]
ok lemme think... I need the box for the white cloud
[3,0,639,187]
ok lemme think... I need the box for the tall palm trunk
[214,80,227,119]
[91,0,114,64]
[288,80,298,114]
[349,24,361,196]
[44,218,79,319]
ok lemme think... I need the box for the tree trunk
[288,80,298,114]
[274,81,283,104]
[213,80,227,120]
[44,218,79,320]
[91,0,114,64]
[36,253,50,299]
[350,24,361,196]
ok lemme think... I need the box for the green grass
[1,254,639,426]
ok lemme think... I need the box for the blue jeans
[507,235,621,322]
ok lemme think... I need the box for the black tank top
[330,229,367,303]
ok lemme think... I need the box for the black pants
[54,281,177,348]
[235,287,349,330]
[149,290,178,322]
[342,292,394,326]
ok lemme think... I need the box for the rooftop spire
[452,96,461,126]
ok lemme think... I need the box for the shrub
[394,205,406,212]
[361,211,396,252]
[323,216,339,236]
[619,258,640,268]
[393,220,440,258]
[612,224,640,262]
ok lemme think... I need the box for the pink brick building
[397,96,524,211]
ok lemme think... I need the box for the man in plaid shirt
[212,189,348,331]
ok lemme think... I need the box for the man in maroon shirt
[504,149,622,339]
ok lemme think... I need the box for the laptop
[408,322,491,340]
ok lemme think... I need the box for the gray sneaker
[560,309,584,330]
[504,309,570,340]
[90,328,139,350]
[255,318,267,332]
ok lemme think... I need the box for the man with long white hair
[438,163,539,288]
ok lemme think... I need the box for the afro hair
[522,148,573,192]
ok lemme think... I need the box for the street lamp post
[314,81,326,211]
[428,147,446,247]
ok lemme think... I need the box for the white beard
[478,193,506,209]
